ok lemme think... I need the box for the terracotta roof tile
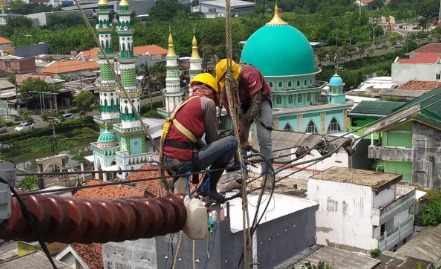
[16,73,53,85]
[413,43,441,53]
[125,164,165,197]
[133,45,168,56]
[71,243,103,269]
[0,37,12,44]
[80,47,101,60]
[398,52,441,64]
[73,179,147,199]
[399,80,441,90]
[41,60,99,74]
[360,0,373,4]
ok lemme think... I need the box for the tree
[18,175,40,191]
[73,90,95,114]
[18,109,34,123]
[19,77,51,108]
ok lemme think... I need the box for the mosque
[90,1,351,179]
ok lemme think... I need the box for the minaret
[114,0,144,155]
[94,0,120,130]
[327,73,345,104]
[163,32,182,115]
[188,34,202,96]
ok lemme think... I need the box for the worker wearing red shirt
[162,73,238,202]
[216,59,274,187]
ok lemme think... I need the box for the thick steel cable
[224,3,251,268]
[72,0,158,151]
[172,231,184,269]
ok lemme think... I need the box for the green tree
[18,175,40,191]
[73,90,95,114]
[19,77,51,108]
[6,16,33,28]
[17,109,34,123]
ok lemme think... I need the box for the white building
[198,0,255,18]
[308,167,415,251]
[391,53,441,86]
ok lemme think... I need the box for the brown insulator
[0,193,187,244]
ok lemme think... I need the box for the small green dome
[240,13,316,76]
[98,128,117,143]
[329,74,343,87]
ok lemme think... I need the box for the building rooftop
[349,100,405,116]
[0,37,12,45]
[71,243,103,269]
[200,0,255,7]
[228,193,318,232]
[311,167,402,193]
[397,52,441,64]
[412,43,441,53]
[399,80,441,90]
[41,60,99,74]
[0,251,71,269]
[134,45,168,56]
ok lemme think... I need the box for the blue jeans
[239,100,273,176]
[165,136,238,191]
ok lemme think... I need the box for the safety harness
[159,96,200,183]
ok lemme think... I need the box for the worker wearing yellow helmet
[162,73,237,202]
[215,59,274,188]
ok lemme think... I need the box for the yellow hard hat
[190,73,219,92]
[215,59,240,88]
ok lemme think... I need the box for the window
[284,123,292,132]
[306,120,318,133]
[307,93,311,102]
[288,81,292,88]
[437,74,441,80]
[297,80,300,87]
[278,81,283,88]
[304,79,308,87]
[327,117,341,133]
[297,94,302,103]
[269,81,273,88]
[288,95,293,104]
[276,95,282,104]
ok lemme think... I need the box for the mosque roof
[97,126,117,144]
[240,7,316,76]
[329,74,343,87]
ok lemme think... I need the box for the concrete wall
[412,122,441,189]
[384,161,412,182]
[14,43,49,58]
[308,179,376,250]
[103,203,318,269]
[391,62,441,86]
[373,185,395,208]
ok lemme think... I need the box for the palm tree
[138,62,165,110]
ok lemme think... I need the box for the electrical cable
[0,177,58,269]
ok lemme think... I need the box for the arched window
[278,81,283,88]
[306,120,318,134]
[297,94,302,103]
[304,79,308,87]
[307,93,311,102]
[288,81,292,88]
[297,80,300,87]
[284,123,293,132]
[276,95,282,104]
[269,81,273,88]
[327,117,342,133]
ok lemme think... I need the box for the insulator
[0,193,186,244]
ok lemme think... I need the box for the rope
[72,0,158,152]
[224,0,251,267]
[172,231,184,269]
[192,240,196,269]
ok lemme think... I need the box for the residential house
[0,55,36,74]
[368,87,441,188]
[0,79,17,116]
[380,80,441,101]
[0,37,12,51]
[197,0,255,18]
[391,43,441,86]
[308,167,415,251]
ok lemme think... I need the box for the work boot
[260,174,274,188]
[197,189,226,203]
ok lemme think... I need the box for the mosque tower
[94,0,120,130]
[188,34,202,96]
[327,73,346,104]
[159,32,182,116]
[114,0,145,155]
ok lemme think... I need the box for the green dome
[98,128,117,143]
[329,74,343,87]
[240,15,316,76]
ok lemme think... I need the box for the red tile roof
[413,43,441,53]
[41,60,99,74]
[125,164,165,197]
[71,243,103,269]
[360,0,373,4]
[398,52,441,64]
[80,47,101,60]
[16,73,53,85]
[73,179,147,199]
[399,80,441,90]
[133,45,168,56]
[0,37,12,44]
